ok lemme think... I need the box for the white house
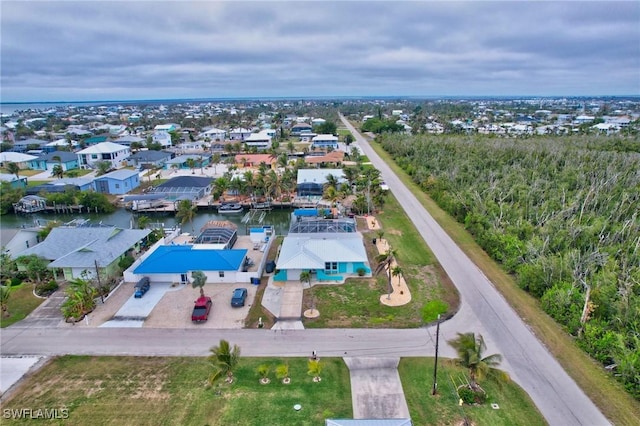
[229,128,252,141]
[311,134,339,151]
[199,127,227,141]
[244,131,272,150]
[77,142,131,169]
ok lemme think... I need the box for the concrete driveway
[101,282,178,327]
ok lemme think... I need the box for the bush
[118,255,135,270]
[421,299,448,322]
[356,268,366,276]
[35,280,59,297]
[9,277,22,287]
[458,386,487,405]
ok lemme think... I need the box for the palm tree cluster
[448,332,507,391]
[61,277,98,321]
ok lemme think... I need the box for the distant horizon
[2,94,640,106]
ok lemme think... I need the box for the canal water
[0,208,294,236]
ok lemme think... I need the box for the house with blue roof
[93,169,140,195]
[132,245,248,284]
[28,151,78,172]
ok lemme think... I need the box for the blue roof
[134,245,247,274]
[96,169,139,180]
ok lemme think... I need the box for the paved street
[339,114,610,426]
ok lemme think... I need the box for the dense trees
[378,133,640,398]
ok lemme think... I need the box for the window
[91,154,98,159]
[324,262,338,273]
[219,271,225,278]
[115,184,120,189]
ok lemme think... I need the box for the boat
[218,203,244,214]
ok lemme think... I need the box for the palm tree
[51,164,64,179]
[61,277,98,321]
[211,153,222,174]
[6,162,20,180]
[191,270,207,297]
[375,248,397,300]
[300,270,312,288]
[447,332,506,390]
[208,339,241,385]
[391,265,403,296]
[185,158,196,174]
[0,285,11,318]
[275,363,290,384]
[175,199,196,233]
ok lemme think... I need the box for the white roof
[230,127,251,133]
[245,133,271,142]
[277,233,368,270]
[297,169,345,184]
[312,134,339,142]
[77,142,130,154]
[0,152,38,163]
[0,173,26,182]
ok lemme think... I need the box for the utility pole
[94,259,104,303]
[367,179,371,216]
[432,314,441,395]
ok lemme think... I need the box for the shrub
[356,268,366,276]
[35,280,59,297]
[458,386,475,404]
[118,255,135,270]
[421,299,448,322]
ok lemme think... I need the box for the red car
[191,296,212,322]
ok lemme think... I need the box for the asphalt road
[339,114,610,426]
[0,119,610,426]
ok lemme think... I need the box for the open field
[0,284,44,328]
[366,135,640,426]
[1,355,545,426]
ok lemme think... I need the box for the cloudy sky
[1,1,639,102]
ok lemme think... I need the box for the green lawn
[401,358,545,426]
[0,168,41,177]
[1,356,352,426]
[303,194,459,329]
[0,283,44,328]
[1,355,546,426]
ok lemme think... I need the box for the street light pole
[432,314,441,395]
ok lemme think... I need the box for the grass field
[1,355,545,426]
[2,356,352,426]
[366,134,640,426]
[0,283,44,328]
[303,196,459,328]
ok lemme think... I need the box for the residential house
[16,226,151,280]
[28,151,78,172]
[152,176,213,201]
[274,221,370,282]
[234,153,276,168]
[77,142,131,169]
[311,134,339,151]
[44,139,78,152]
[131,245,248,284]
[304,150,345,168]
[229,128,252,141]
[243,132,272,151]
[11,138,49,153]
[199,127,227,141]
[26,178,93,195]
[83,135,109,145]
[164,154,210,171]
[152,130,173,148]
[0,173,28,189]
[297,169,346,197]
[0,152,38,168]
[127,150,173,169]
[94,169,140,195]
[113,135,145,147]
[291,122,313,136]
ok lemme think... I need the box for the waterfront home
[93,169,140,195]
[15,226,151,280]
[296,168,346,197]
[84,135,109,145]
[77,142,131,169]
[28,151,78,172]
[152,175,213,201]
[0,173,28,189]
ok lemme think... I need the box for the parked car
[134,277,150,298]
[231,288,248,307]
[192,296,212,322]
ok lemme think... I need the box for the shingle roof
[95,169,139,180]
[129,150,172,161]
[18,227,150,268]
[158,176,212,188]
[36,151,77,162]
[134,245,247,273]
